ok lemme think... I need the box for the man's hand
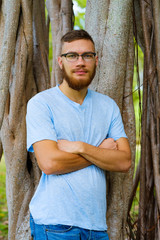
[99,138,118,150]
[57,140,82,154]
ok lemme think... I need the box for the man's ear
[95,55,98,67]
[58,56,63,69]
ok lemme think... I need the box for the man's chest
[50,103,111,146]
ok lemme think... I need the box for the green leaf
[73,0,86,9]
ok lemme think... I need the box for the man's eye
[84,54,93,59]
[67,54,77,59]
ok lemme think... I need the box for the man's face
[58,39,98,91]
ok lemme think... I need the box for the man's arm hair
[57,138,131,173]
[33,138,118,175]
[33,140,91,175]
[79,138,131,173]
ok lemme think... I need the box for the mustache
[72,68,88,73]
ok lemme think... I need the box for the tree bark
[121,22,136,239]
[32,0,50,93]
[0,132,2,161]
[0,0,20,128]
[46,0,74,87]
[133,0,160,239]
[86,0,135,239]
[0,1,49,239]
[134,0,144,52]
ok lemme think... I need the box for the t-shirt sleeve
[26,97,57,152]
[107,101,127,140]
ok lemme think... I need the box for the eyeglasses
[61,52,96,62]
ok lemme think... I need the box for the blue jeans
[30,215,109,240]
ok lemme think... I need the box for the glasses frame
[61,52,96,62]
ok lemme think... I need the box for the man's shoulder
[28,86,57,104]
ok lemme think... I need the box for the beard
[62,64,96,91]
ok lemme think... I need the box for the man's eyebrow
[65,52,78,54]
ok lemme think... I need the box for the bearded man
[26,29,131,240]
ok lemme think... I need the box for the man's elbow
[121,155,132,173]
[39,159,62,175]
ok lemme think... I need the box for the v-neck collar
[56,85,90,108]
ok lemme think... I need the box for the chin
[68,80,91,91]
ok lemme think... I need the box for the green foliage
[74,12,85,29]
[73,0,86,29]
[133,43,144,144]
[128,44,143,232]
[0,157,8,239]
[74,0,86,9]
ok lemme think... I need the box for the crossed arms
[33,138,131,175]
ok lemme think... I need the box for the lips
[73,69,88,75]
[75,71,86,75]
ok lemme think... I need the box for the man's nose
[76,56,85,65]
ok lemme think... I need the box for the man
[26,29,131,240]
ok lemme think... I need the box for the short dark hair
[61,29,95,45]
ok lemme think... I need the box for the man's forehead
[61,39,95,53]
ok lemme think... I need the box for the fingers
[99,138,117,150]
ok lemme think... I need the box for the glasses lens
[66,53,77,62]
[83,53,95,61]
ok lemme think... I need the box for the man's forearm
[48,150,92,175]
[33,140,92,175]
[58,138,131,173]
[51,138,116,175]
[37,138,131,175]
[79,142,131,172]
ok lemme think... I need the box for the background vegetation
[0,157,8,239]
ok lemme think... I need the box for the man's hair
[61,29,95,45]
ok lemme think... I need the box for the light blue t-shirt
[26,85,127,231]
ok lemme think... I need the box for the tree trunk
[46,0,74,86]
[136,0,160,239]
[0,0,20,128]
[127,1,160,239]
[85,1,136,239]
[0,0,48,239]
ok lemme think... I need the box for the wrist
[77,141,85,154]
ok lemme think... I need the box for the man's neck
[59,80,88,105]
